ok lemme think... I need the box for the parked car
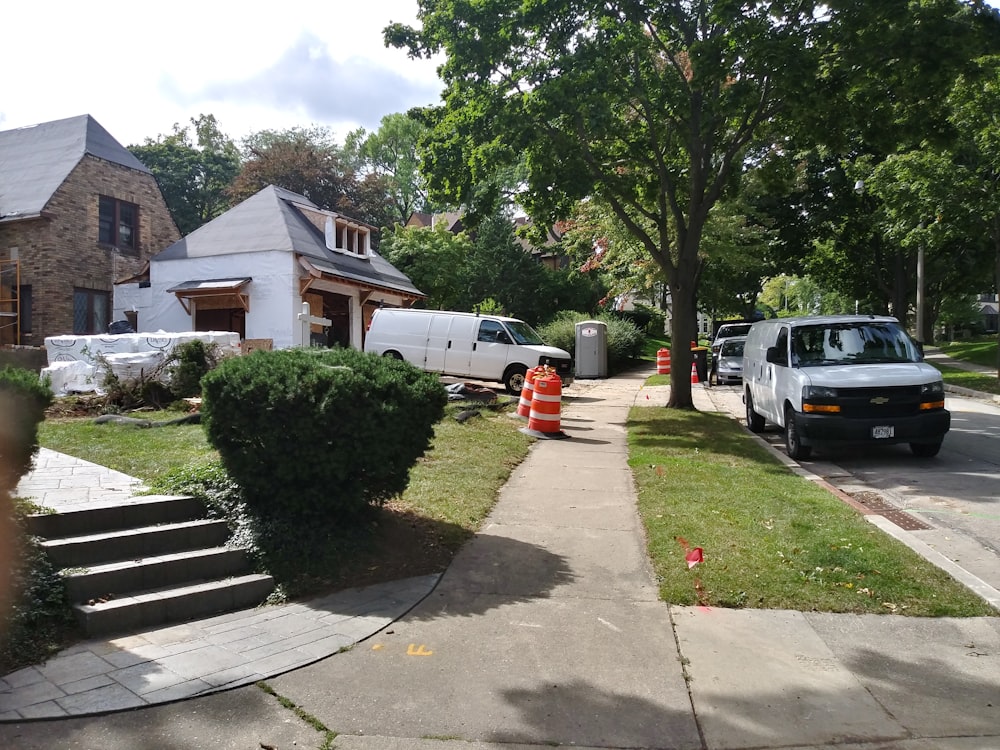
[711,322,754,358]
[714,336,746,385]
[710,321,753,383]
[742,315,950,460]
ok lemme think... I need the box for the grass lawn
[39,413,216,483]
[932,364,1000,396]
[938,337,999,369]
[628,406,995,616]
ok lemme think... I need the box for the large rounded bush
[200,348,447,524]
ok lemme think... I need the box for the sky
[0,0,444,147]
[3,1,1000,150]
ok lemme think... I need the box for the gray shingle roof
[0,114,149,221]
[153,185,423,298]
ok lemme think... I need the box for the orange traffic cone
[690,361,699,384]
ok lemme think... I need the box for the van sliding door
[424,315,450,372]
[443,315,476,376]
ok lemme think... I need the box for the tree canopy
[129,114,241,236]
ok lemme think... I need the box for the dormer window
[99,195,138,253]
[324,215,370,257]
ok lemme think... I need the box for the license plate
[872,425,894,439]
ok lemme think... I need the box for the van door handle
[473,342,477,351]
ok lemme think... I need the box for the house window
[99,196,138,252]
[16,285,31,334]
[73,288,110,334]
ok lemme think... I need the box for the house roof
[405,211,465,233]
[153,185,423,298]
[0,114,150,222]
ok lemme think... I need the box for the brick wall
[0,155,180,343]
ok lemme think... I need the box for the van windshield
[791,322,921,367]
[505,320,545,346]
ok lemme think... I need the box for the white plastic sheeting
[41,331,241,396]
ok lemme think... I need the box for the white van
[742,315,950,459]
[364,308,573,393]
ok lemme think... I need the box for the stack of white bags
[41,331,241,396]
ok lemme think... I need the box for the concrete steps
[27,496,274,637]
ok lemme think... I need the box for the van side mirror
[765,346,786,365]
[496,331,511,344]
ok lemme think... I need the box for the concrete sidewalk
[2,371,999,749]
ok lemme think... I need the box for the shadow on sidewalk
[402,534,575,622]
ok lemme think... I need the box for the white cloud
[0,0,442,146]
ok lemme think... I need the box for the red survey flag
[686,547,704,568]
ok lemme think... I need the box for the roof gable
[0,114,149,220]
[153,185,423,297]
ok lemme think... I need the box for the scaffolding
[0,258,21,346]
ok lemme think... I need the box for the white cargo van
[364,308,574,393]
[742,315,950,459]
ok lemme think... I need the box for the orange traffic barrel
[656,348,671,375]
[517,366,540,418]
[528,373,563,435]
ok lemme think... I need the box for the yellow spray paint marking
[371,644,384,651]
[407,644,433,656]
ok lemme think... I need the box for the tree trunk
[666,241,703,409]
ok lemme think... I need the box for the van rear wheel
[504,365,527,394]
[383,350,403,360]
[784,405,811,460]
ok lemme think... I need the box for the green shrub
[537,311,646,373]
[613,304,665,336]
[169,339,221,399]
[0,499,76,675]
[200,348,448,525]
[0,366,54,494]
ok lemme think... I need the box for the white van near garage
[742,315,950,459]
[364,308,574,393]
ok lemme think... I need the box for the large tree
[129,115,241,236]
[379,223,474,310]
[949,53,1000,369]
[345,113,430,227]
[387,1,821,407]
[229,126,364,218]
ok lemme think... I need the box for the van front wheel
[910,441,942,458]
[745,390,765,433]
[504,365,528,394]
[784,406,811,460]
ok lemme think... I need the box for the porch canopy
[166,277,251,314]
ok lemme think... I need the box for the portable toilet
[574,320,607,378]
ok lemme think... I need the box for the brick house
[0,115,180,345]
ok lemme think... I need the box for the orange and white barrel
[656,348,671,375]
[528,373,562,435]
[517,367,540,418]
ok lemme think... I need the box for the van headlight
[920,381,944,397]
[803,385,838,399]
[920,380,946,410]
[802,385,840,414]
